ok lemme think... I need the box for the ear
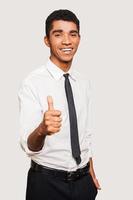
[44,36,50,47]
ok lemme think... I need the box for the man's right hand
[39,96,62,136]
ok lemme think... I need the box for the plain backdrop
[0,0,133,199]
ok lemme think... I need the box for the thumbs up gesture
[39,96,62,136]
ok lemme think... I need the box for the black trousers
[26,166,98,200]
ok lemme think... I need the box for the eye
[54,33,61,37]
[71,33,78,37]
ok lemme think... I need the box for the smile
[60,48,73,54]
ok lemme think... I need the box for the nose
[62,34,71,45]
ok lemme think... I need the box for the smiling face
[44,20,80,71]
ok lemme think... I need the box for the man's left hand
[89,158,101,190]
[91,175,101,190]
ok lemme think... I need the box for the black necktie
[63,73,81,165]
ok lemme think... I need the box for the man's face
[44,20,80,68]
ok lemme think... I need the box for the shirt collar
[46,58,77,81]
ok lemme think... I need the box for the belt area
[31,160,90,182]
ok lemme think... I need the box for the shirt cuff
[19,133,43,156]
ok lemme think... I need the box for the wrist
[38,123,47,136]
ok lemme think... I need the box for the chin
[60,56,73,63]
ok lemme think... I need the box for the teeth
[61,48,72,51]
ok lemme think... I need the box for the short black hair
[45,9,80,37]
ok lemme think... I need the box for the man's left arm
[86,80,101,190]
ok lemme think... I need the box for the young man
[18,9,100,200]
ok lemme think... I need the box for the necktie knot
[63,73,69,79]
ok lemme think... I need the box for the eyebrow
[70,30,79,34]
[51,29,79,34]
[52,29,63,34]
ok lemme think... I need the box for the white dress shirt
[18,59,93,171]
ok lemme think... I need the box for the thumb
[47,96,54,110]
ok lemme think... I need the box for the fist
[39,96,62,135]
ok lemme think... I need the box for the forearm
[89,157,96,178]
[27,123,46,152]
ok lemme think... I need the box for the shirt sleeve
[18,79,43,156]
[85,80,94,157]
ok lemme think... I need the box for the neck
[50,56,72,72]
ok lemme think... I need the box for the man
[18,9,100,200]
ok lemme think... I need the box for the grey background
[0,0,133,199]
